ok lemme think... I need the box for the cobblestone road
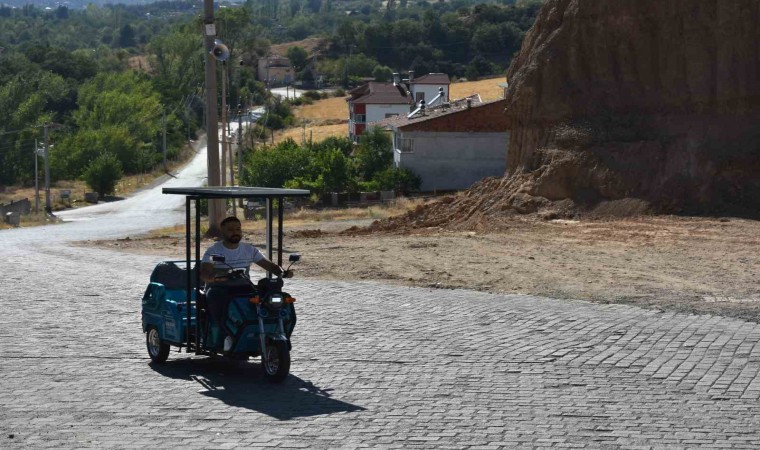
[3,240,760,448]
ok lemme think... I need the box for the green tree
[309,148,353,193]
[310,135,353,157]
[149,26,203,103]
[0,70,68,185]
[74,71,163,143]
[371,167,421,194]
[372,64,393,82]
[285,146,354,194]
[83,152,123,197]
[286,46,309,72]
[117,24,137,48]
[52,126,139,178]
[241,139,310,188]
[354,126,393,181]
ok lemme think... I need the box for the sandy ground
[88,215,760,323]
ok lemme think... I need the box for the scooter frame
[162,186,310,356]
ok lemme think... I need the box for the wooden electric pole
[203,0,222,236]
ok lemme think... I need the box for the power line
[0,127,42,136]
[0,139,37,150]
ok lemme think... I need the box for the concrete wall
[394,131,509,192]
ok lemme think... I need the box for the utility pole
[203,0,222,236]
[227,105,234,191]
[162,108,167,172]
[43,124,51,214]
[221,62,228,188]
[34,139,39,214]
[237,104,244,208]
[227,108,235,216]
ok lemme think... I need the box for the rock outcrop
[364,0,760,233]
[503,0,760,216]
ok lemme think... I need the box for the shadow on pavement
[150,358,365,420]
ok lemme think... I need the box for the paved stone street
[3,241,760,448]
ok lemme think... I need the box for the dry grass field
[294,96,348,122]
[274,123,348,144]
[450,77,505,101]
[269,37,327,57]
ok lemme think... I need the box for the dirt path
[88,215,760,322]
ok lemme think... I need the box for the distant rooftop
[375,95,483,129]
[347,81,410,105]
[374,97,509,133]
[411,73,451,85]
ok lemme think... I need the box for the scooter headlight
[268,294,284,309]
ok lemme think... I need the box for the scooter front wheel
[262,340,290,383]
[146,327,170,363]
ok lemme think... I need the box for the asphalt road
[2,141,760,448]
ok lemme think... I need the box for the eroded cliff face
[362,0,760,233]
[503,0,760,215]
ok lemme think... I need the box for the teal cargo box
[141,262,197,345]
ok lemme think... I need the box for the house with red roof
[347,73,451,141]
[375,97,509,192]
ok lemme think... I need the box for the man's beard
[227,235,241,244]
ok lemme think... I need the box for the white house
[346,82,410,141]
[408,73,451,107]
[346,73,451,142]
[375,97,510,192]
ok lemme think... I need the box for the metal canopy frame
[162,186,310,354]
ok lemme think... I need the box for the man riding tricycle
[140,187,310,382]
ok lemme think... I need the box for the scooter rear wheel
[146,327,170,363]
[262,340,290,382]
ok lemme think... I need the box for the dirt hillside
[377,0,760,232]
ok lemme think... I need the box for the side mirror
[211,255,226,263]
[288,253,301,262]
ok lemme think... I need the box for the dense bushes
[241,128,421,196]
[83,153,123,196]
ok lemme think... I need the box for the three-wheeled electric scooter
[141,186,310,382]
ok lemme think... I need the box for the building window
[415,92,425,103]
[400,138,414,153]
[354,114,366,123]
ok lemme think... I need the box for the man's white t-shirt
[202,241,265,279]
